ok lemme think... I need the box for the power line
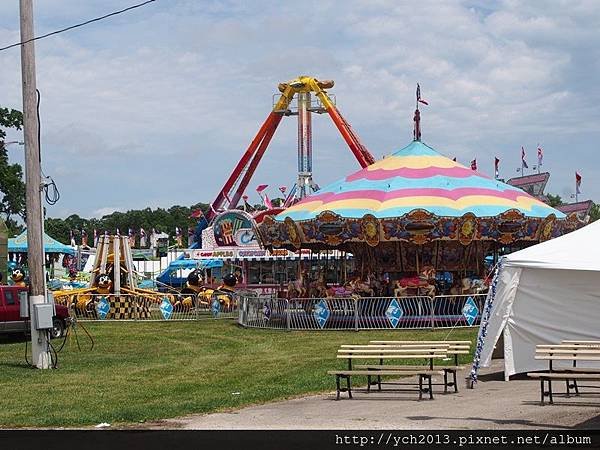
[0,0,157,52]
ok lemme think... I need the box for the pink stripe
[293,187,535,205]
[347,166,492,182]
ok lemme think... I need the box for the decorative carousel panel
[360,214,380,247]
[284,217,302,249]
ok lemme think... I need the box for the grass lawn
[0,320,477,427]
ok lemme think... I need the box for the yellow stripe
[367,155,459,170]
[288,195,551,213]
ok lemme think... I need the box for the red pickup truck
[0,285,71,338]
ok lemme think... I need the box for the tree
[0,107,26,227]
[545,193,563,208]
[589,203,600,223]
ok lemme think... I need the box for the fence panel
[432,294,487,328]
[356,296,434,330]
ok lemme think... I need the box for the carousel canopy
[259,140,578,249]
[8,229,75,255]
[277,140,564,222]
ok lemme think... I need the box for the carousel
[257,93,582,301]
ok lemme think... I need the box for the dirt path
[153,360,600,430]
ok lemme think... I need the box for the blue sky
[0,0,598,218]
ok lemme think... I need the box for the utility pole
[20,0,51,369]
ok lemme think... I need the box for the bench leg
[346,375,353,399]
[378,375,382,391]
[540,379,545,405]
[335,375,341,401]
[453,370,458,393]
[548,379,553,404]
[573,379,580,396]
[367,375,371,393]
[428,375,434,400]
[565,379,571,398]
[419,375,423,400]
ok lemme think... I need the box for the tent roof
[505,219,600,271]
[277,140,564,222]
[8,229,75,255]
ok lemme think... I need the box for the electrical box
[19,291,29,318]
[33,303,54,330]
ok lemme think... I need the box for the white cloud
[0,0,598,217]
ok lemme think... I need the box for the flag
[416,83,429,105]
[188,227,194,247]
[69,230,76,247]
[175,227,182,247]
[279,186,287,195]
[116,228,120,237]
[470,159,477,171]
[256,184,268,193]
[494,157,500,178]
[537,146,543,166]
[452,157,457,162]
[81,229,88,247]
[263,194,273,209]
[521,146,528,169]
[576,172,582,194]
[190,209,203,219]
[139,228,147,248]
[93,229,98,247]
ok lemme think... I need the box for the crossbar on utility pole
[20,0,51,369]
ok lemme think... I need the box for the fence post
[286,299,291,331]
[354,298,359,331]
[430,296,435,330]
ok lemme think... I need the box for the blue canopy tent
[8,229,75,255]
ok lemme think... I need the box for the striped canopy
[277,140,564,222]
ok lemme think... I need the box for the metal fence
[55,292,240,321]
[237,294,487,331]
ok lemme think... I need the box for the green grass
[0,320,477,427]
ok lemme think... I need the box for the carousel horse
[349,275,374,297]
[287,269,308,299]
[308,271,328,298]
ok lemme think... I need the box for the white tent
[472,220,600,381]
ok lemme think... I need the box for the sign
[313,299,330,329]
[211,298,221,317]
[462,296,479,326]
[234,228,257,247]
[160,298,173,320]
[213,211,255,247]
[262,303,271,322]
[96,297,110,320]
[386,298,404,329]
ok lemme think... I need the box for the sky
[0,0,598,219]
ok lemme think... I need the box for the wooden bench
[365,340,471,393]
[328,347,447,400]
[527,345,600,404]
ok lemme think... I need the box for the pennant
[69,230,76,247]
[279,186,287,195]
[190,209,204,219]
[139,228,147,248]
[93,229,98,247]
[416,83,429,105]
[264,194,273,210]
[116,228,120,237]
[494,157,500,178]
[470,159,477,171]
[521,146,528,169]
[256,184,268,193]
[452,157,457,162]
[81,229,88,247]
[576,172,582,194]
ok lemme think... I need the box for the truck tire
[50,318,65,339]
